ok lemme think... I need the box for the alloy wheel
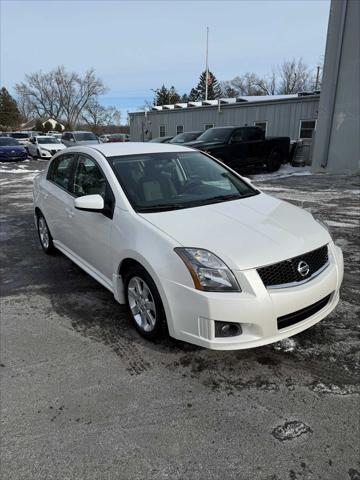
[127,276,157,332]
[38,217,50,249]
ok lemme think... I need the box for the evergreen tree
[153,84,181,106]
[188,88,199,101]
[190,71,222,101]
[43,120,52,132]
[168,86,180,104]
[55,122,63,132]
[34,119,44,132]
[0,87,22,129]
[153,85,170,106]
[180,93,189,103]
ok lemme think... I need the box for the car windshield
[74,132,97,141]
[0,137,20,146]
[10,133,29,139]
[37,137,60,144]
[108,151,259,213]
[169,132,201,144]
[196,128,234,143]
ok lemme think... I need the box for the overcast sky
[1,0,330,116]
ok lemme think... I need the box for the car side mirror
[74,194,104,212]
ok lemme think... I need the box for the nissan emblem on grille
[297,261,310,277]
[257,245,329,288]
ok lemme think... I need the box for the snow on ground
[249,164,312,181]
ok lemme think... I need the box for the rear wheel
[266,150,282,172]
[124,265,167,340]
[37,213,56,254]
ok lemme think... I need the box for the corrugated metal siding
[130,97,320,142]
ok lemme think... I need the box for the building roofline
[129,94,320,117]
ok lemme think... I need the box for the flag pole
[205,26,209,101]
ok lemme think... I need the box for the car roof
[70,142,193,157]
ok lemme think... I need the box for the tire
[35,149,41,159]
[124,265,167,340]
[266,150,282,172]
[36,213,56,254]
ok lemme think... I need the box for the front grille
[277,293,332,329]
[257,245,328,288]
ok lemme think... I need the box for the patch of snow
[273,338,296,353]
[311,382,358,396]
[326,220,358,228]
[250,165,312,182]
[272,421,312,442]
[0,169,40,174]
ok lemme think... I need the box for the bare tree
[277,58,311,94]
[81,99,121,131]
[221,58,314,98]
[15,66,106,128]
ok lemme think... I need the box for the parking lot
[1,159,359,480]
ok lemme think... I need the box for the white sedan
[27,136,66,159]
[33,143,343,350]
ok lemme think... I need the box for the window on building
[299,120,316,139]
[176,125,184,135]
[253,121,268,135]
[159,125,167,137]
[204,124,214,130]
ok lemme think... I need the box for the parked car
[185,126,290,172]
[27,136,66,159]
[0,137,28,162]
[99,134,129,143]
[9,131,32,145]
[61,131,100,147]
[148,136,173,143]
[169,131,203,144]
[33,143,343,350]
[50,133,62,141]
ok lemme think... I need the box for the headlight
[174,248,241,292]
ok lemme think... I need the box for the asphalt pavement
[1,159,359,480]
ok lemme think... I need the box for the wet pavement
[1,160,359,480]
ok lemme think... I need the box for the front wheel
[124,265,167,340]
[37,213,56,254]
[266,150,282,172]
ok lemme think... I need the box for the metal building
[129,94,320,150]
[312,0,360,174]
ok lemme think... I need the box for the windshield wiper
[137,203,187,213]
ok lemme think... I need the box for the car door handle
[65,208,74,218]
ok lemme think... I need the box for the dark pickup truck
[185,126,290,172]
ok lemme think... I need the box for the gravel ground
[1,159,359,480]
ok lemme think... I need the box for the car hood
[74,140,100,145]
[0,145,26,152]
[39,144,65,150]
[140,193,331,270]
[185,140,222,149]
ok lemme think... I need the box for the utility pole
[205,26,209,101]
[315,65,321,90]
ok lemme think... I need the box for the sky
[0,0,330,119]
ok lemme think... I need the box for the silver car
[61,131,100,147]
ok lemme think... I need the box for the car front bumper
[162,243,344,350]
[0,153,28,162]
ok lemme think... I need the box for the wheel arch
[113,254,174,335]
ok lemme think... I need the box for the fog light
[215,321,242,338]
